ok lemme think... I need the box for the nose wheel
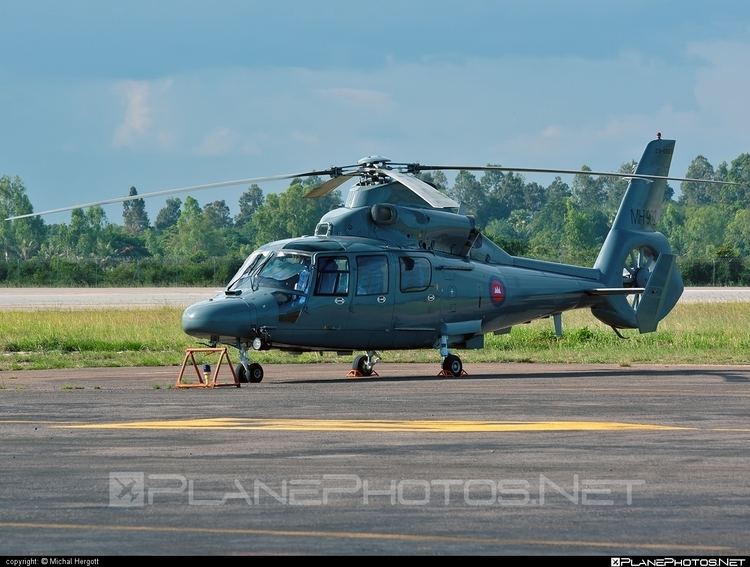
[236,344,263,383]
[235,362,264,383]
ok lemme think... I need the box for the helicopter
[8,136,739,382]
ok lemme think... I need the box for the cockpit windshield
[228,251,313,296]
[227,250,269,292]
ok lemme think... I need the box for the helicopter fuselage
[181,232,602,353]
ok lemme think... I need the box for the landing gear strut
[438,334,464,377]
[350,351,380,377]
[235,344,263,383]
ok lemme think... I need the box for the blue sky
[1,1,748,222]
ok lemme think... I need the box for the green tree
[546,177,570,200]
[722,153,750,208]
[155,198,182,231]
[725,209,750,257]
[234,184,264,226]
[527,196,568,261]
[164,196,226,259]
[484,211,530,256]
[203,200,232,228]
[450,171,486,222]
[0,176,45,260]
[484,170,526,221]
[55,206,109,258]
[658,202,687,255]
[602,160,637,214]
[571,166,604,208]
[417,171,449,193]
[246,179,341,248]
[681,205,727,258]
[561,199,608,264]
[680,156,715,205]
[122,186,149,233]
[522,182,546,213]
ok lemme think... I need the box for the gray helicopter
[9,137,736,382]
[180,137,692,382]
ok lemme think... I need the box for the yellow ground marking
[0,521,732,552]
[56,417,691,432]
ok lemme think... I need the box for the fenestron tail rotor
[622,246,658,310]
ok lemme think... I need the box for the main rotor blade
[6,170,334,221]
[304,174,356,199]
[374,168,459,209]
[415,165,742,186]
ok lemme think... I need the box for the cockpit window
[315,256,350,296]
[356,255,388,295]
[256,253,312,292]
[400,256,431,292]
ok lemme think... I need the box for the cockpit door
[348,254,394,348]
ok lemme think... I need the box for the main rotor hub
[357,155,391,167]
[355,156,393,186]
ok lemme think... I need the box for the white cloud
[688,40,750,134]
[195,127,238,156]
[290,130,320,146]
[112,79,173,149]
[101,45,747,192]
[112,81,151,147]
[318,88,393,112]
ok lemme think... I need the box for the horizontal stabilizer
[586,287,645,296]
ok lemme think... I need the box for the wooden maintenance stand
[176,347,240,388]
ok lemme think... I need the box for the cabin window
[356,255,388,296]
[315,256,350,296]
[400,257,431,292]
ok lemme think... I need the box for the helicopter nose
[181,298,255,339]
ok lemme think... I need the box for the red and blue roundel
[489,277,506,305]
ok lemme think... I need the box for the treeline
[0,150,749,287]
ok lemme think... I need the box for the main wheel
[442,354,463,377]
[352,354,373,377]
[235,363,249,384]
[248,363,264,383]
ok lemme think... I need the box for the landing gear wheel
[442,354,463,377]
[235,363,263,383]
[235,363,249,384]
[248,363,264,383]
[352,354,374,377]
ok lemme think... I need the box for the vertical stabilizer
[591,139,683,332]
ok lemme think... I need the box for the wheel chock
[437,369,469,377]
[176,347,240,388]
[346,369,380,378]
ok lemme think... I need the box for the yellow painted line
[0,521,732,552]
[57,417,691,432]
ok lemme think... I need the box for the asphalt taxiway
[0,363,748,555]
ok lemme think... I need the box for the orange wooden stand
[176,347,240,388]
